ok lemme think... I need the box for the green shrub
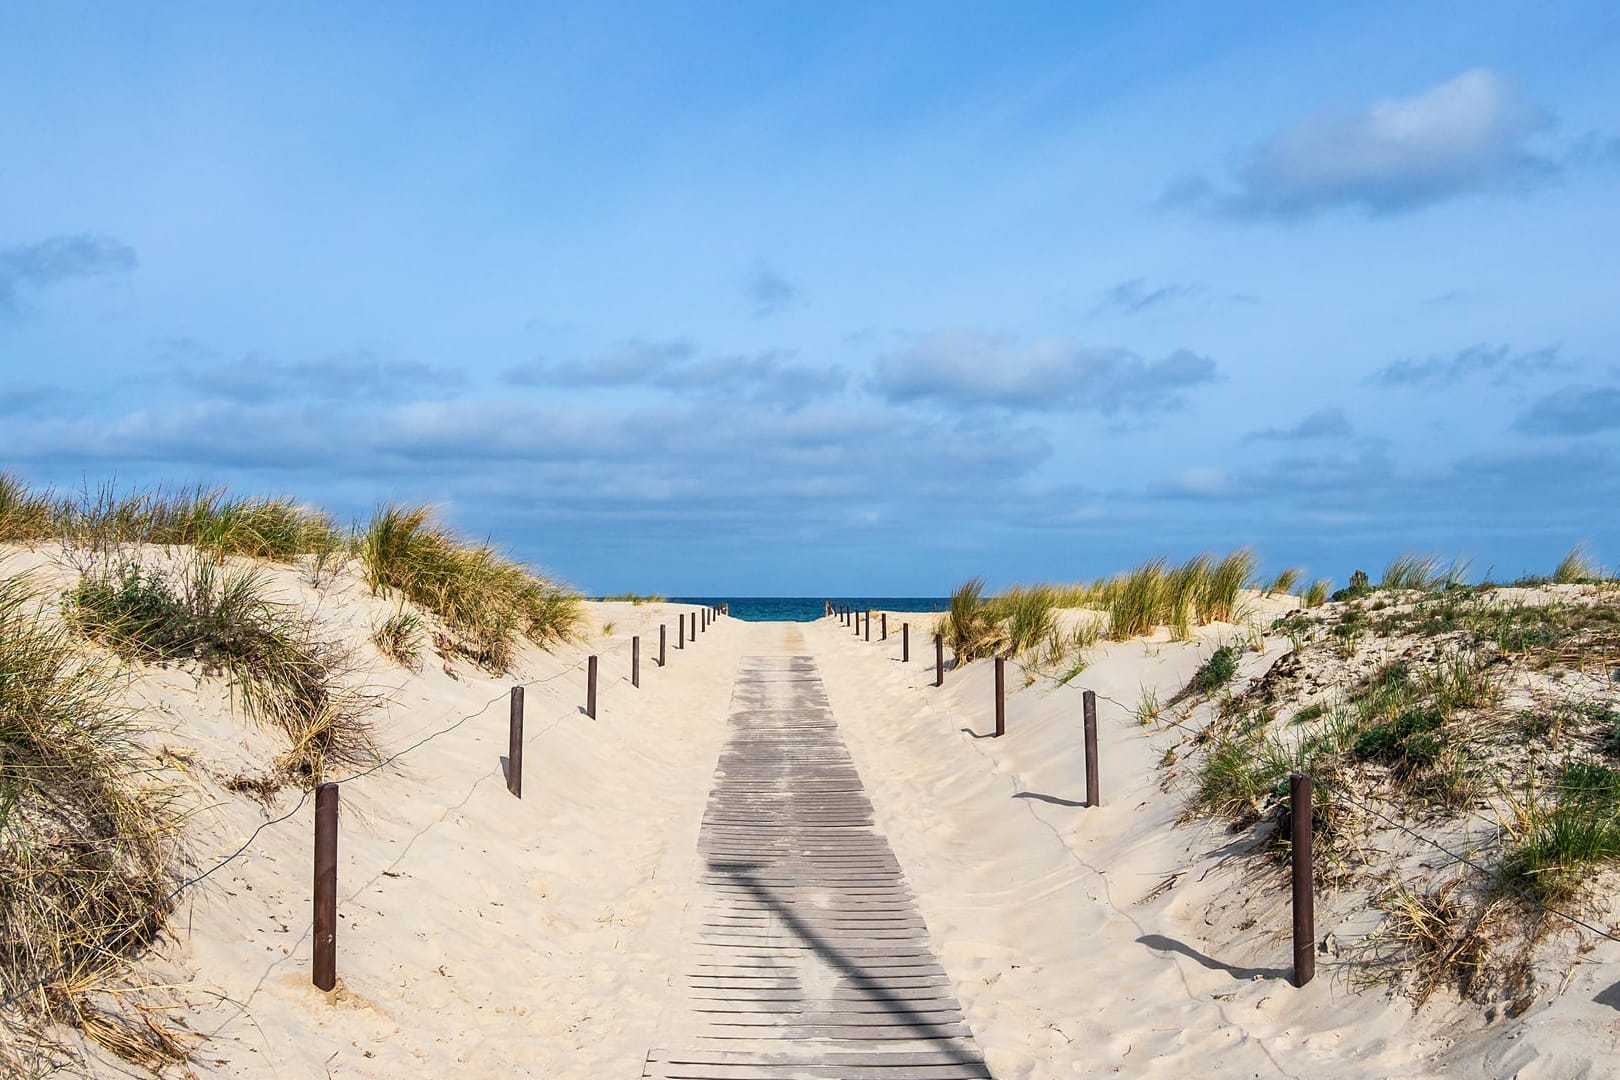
[1352,705,1444,767]
[1191,645,1240,694]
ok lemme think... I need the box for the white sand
[4,551,1612,1077]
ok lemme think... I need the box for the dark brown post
[586,655,598,718]
[1290,773,1316,988]
[659,623,667,666]
[507,686,524,798]
[312,782,338,992]
[632,635,640,688]
[994,655,1006,736]
[902,622,910,662]
[881,612,887,640]
[678,613,685,649]
[865,610,871,641]
[935,633,944,687]
[1083,689,1100,807]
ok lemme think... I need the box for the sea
[668,597,949,623]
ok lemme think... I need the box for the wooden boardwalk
[644,656,990,1079]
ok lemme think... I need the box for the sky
[2,2,1618,595]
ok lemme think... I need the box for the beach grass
[358,504,582,673]
[0,571,184,1068]
[66,551,376,783]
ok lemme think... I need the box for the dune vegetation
[0,473,587,1069]
[66,551,378,784]
[0,572,185,1070]
[0,474,585,677]
[937,550,1272,677]
[357,504,582,673]
[1165,546,1620,1007]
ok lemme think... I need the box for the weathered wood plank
[649,656,988,1075]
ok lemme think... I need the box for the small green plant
[1553,543,1602,584]
[1267,567,1302,596]
[1290,702,1326,725]
[1191,645,1240,695]
[601,620,617,636]
[1193,733,1276,824]
[1352,705,1444,771]
[1500,761,1620,903]
[599,592,667,604]
[1422,650,1500,716]
[1303,579,1331,607]
[372,608,423,672]
[1135,686,1163,725]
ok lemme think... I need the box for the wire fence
[0,607,717,1014]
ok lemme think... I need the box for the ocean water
[669,597,949,623]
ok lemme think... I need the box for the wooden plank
[649,657,986,1072]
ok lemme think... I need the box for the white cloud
[1171,69,1558,218]
[870,330,1218,414]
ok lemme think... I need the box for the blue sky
[2,2,1618,594]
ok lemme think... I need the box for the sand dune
[3,548,1614,1077]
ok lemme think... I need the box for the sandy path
[644,645,988,1077]
[149,604,749,1078]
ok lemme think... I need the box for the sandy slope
[6,549,1613,1078]
[811,611,1620,1079]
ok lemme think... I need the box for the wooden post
[865,610,871,642]
[312,782,338,992]
[507,686,523,798]
[1083,689,1100,807]
[586,655,598,718]
[994,655,1006,737]
[678,613,685,649]
[902,622,909,662]
[881,612,887,641]
[632,635,640,688]
[659,623,667,666]
[1291,773,1316,988]
[935,633,944,687]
